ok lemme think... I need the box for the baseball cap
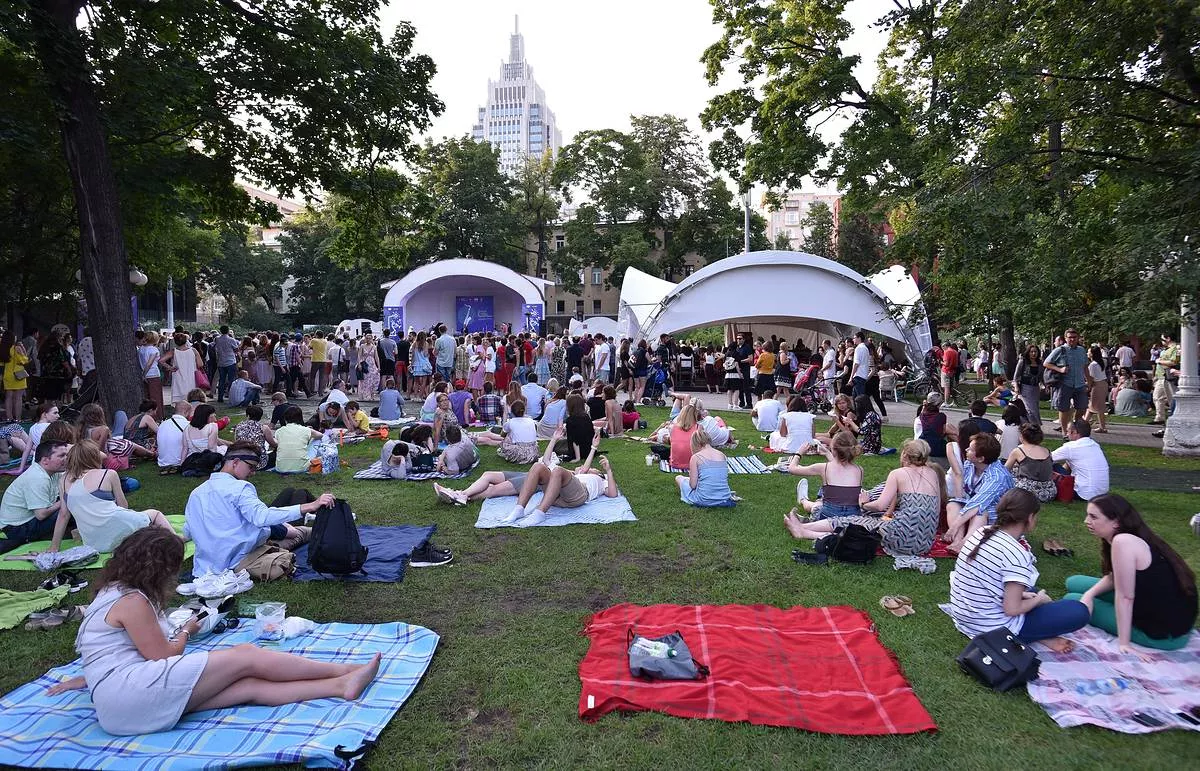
[454,379,466,388]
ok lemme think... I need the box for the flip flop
[879,596,914,617]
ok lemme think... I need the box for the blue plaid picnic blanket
[352,460,477,481]
[0,621,438,770]
[658,456,770,474]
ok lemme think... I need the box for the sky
[380,0,888,171]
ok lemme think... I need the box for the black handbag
[956,627,1040,692]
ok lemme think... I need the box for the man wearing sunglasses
[184,441,334,577]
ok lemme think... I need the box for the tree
[772,232,794,250]
[799,201,835,258]
[668,177,769,267]
[835,212,884,276]
[5,0,441,416]
[200,227,285,320]
[511,151,561,278]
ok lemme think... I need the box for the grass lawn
[2,407,1198,769]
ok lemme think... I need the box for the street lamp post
[1163,295,1200,457]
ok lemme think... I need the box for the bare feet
[784,512,807,539]
[342,653,381,700]
[1042,637,1075,654]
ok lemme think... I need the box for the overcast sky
[382,0,887,162]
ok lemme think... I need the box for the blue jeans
[1017,598,1090,642]
[851,376,867,396]
[437,365,454,382]
[516,365,527,384]
[233,387,262,408]
[217,364,237,401]
[1,515,58,548]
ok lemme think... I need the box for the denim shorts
[813,501,861,521]
[1052,385,1088,412]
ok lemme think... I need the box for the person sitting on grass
[621,400,641,432]
[273,406,325,474]
[268,392,292,427]
[944,433,1015,554]
[184,442,331,576]
[983,375,1014,408]
[819,394,858,445]
[853,395,885,455]
[448,379,475,426]
[695,401,736,449]
[343,401,370,434]
[536,385,569,439]
[499,428,617,527]
[1051,419,1110,501]
[50,439,175,553]
[1067,493,1197,651]
[377,378,404,421]
[948,489,1089,653]
[785,431,864,524]
[0,441,69,550]
[470,398,540,464]
[586,381,607,421]
[44,528,380,735]
[676,427,734,507]
[475,381,503,425]
[436,425,478,475]
[598,385,622,437]
[752,389,784,432]
[123,400,160,455]
[767,395,814,454]
[0,406,33,466]
[233,404,277,470]
[227,370,262,408]
[1004,422,1056,502]
[307,401,350,432]
[967,400,999,435]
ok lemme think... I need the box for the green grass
[2,409,1199,769]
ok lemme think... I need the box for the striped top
[949,528,1038,637]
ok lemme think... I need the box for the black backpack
[308,498,368,575]
[815,524,881,564]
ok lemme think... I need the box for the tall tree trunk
[998,307,1017,378]
[30,0,142,417]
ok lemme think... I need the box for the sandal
[880,596,915,617]
[1041,539,1074,557]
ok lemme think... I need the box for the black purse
[956,627,1040,692]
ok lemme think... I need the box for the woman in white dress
[160,332,203,403]
[45,528,380,736]
[49,439,173,553]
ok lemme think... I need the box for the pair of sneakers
[433,483,468,506]
[39,571,88,594]
[410,541,453,568]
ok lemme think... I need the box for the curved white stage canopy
[380,258,550,335]
[622,251,931,364]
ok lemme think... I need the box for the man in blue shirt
[520,373,549,419]
[945,433,1014,554]
[184,443,333,576]
[434,324,457,382]
[1043,327,1090,435]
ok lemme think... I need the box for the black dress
[564,414,595,460]
[1134,546,1198,639]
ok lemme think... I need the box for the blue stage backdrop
[456,296,493,334]
[522,303,544,334]
[382,306,404,336]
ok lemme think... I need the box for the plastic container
[254,601,286,643]
[645,453,656,467]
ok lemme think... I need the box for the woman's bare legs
[471,432,503,446]
[185,645,380,712]
[441,471,516,501]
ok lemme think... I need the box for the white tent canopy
[620,251,931,365]
[569,316,620,340]
[380,258,550,334]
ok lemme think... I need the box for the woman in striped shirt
[949,489,1088,652]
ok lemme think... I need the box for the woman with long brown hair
[1066,494,1197,651]
[44,528,380,735]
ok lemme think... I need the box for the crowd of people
[0,317,1194,738]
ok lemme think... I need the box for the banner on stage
[456,296,493,334]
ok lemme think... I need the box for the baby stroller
[56,378,100,423]
[641,361,671,406]
[794,365,832,415]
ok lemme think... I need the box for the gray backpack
[627,629,709,681]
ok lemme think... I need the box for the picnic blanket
[658,456,771,475]
[579,603,936,735]
[292,525,435,583]
[353,460,477,481]
[876,540,955,559]
[476,494,637,529]
[1025,624,1200,734]
[0,621,439,770]
[367,417,416,428]
[0,515,194,571]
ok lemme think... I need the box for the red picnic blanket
[876,539,956,559]
[578,603,936,735]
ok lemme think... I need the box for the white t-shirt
[1087,361,1107,383]
[852,343,871,379]
[753,399,785,432]
[1115,345,1134,368]
[595,343,610,372]
[822,348,837,380]
[998,422,1020,460]
[1051,437,1109,500]
[327,344,344,367]
[503,416,538,443]
[484,346,496,374]
[772,411,814,454]
[157,415,189,467]
[576,471,606,502]
[949,529,1038,637]
[29,422,49,448]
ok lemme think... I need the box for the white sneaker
[797,479,810,503]
[500,505,526,526]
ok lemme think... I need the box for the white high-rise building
[472,16,562,175]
